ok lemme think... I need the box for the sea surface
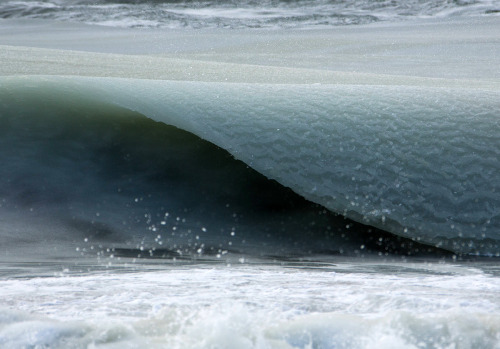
[1,0,500,348]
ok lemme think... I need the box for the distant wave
[0,0,498,28]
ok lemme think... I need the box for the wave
[1,77,456,260]
[1,74,498,257]
[1,16,499,257]
[0,0,498,29]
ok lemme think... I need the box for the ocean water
[1,0,500,348]
[0,0,498,29]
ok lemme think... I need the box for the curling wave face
[1,74,499,257]
[0,81,454,260]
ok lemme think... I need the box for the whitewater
[1,0,500,348]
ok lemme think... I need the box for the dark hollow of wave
[0,86,454,261]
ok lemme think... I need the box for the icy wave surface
[2,75,498,255]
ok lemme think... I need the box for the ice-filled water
[1,1,500,348]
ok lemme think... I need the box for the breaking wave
[1,75,499,257]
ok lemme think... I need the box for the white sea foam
[0,261,499,348]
